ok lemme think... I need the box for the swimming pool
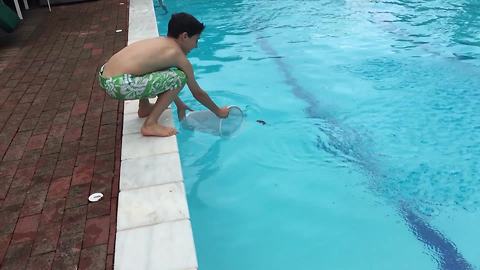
[155,0,480,269]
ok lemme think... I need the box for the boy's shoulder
[153,36,176,45]
[135,37,183,56]
[154,37,183,53]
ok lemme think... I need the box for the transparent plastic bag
[181,106,243,136]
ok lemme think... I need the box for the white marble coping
[127,0,159,44]
[114,0,198,269]
[117,182,190,231]
[115,220,197,270]
[120,152,183,190]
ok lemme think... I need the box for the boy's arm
[176,54,229,118]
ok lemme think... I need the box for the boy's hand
[216,107,230,118]
[177,105,193,121]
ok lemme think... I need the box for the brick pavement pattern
[0,0,127,269]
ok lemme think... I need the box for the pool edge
[113,0,199,269]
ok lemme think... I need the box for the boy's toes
[166,127,176,136]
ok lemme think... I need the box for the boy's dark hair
[167,12,205,38]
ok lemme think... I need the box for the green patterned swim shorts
[98,65,187,100]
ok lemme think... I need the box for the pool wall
[113,0,198,269]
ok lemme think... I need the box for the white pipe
[13,0,23,19]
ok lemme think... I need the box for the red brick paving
[0,0,127,268]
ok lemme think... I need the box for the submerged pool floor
[155,0,480,269]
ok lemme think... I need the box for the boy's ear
[180,32,189,39]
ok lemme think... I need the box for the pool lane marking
[256,36,473,270]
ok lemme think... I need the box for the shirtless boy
[98,12,229,137]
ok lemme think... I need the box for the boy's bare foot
[138,102,155,118]
[141,123,177,137]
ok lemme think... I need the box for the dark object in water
[256,120,266,125]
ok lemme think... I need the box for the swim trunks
[98,65,187,100]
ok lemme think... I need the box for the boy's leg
[173,96,191,121]
[138,98,155,118]
[141,86,182,137]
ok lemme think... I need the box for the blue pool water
[155,1,480,269]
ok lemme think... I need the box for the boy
[98,12,229,137]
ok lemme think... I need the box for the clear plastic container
[181,106,243,136]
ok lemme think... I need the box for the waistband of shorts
[99,65,184,80]
[98,64,107,78]
[98,64,127,81]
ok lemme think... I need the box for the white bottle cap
[88,193,104,202]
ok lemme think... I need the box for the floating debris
[256,120,266,125]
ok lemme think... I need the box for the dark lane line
[256,36,473,270]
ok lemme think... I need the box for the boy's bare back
[103,37,182,77]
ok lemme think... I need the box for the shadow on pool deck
[0,1,127,269]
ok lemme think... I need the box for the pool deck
[0,0,196,269]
